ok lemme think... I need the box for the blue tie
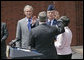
[28,19,31,32]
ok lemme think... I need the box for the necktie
[28,19,31,32]
[49,21,51,25]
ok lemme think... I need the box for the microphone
[9,39,17,47]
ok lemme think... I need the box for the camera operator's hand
[32,16,37,24]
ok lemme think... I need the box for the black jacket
[1,22,8,58]
[29,21,65,59]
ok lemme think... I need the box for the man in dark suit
[28,11,65,59]
[1,22,8,59]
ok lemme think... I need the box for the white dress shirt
[54,26,72,55]
[26,17,35,26]
[48,19,54,26]
[26,17,32,24]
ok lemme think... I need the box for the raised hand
[32,16,37,24]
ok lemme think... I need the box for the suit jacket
[52,19,58,25]
[15,17,36,49]
[46,19,58,25]
[1,22,8,58]
[29,22,65,59]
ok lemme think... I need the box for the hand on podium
[9,40,16,47]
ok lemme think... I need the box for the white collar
[48,19,54,22]
[39,22,46,24]
[25,17,32,22]
[64,26,69,29]
[48,19,54,25]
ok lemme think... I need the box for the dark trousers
[1,53,7,59]
[57,53,72,59]
[1,48,7,59]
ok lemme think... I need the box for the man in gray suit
[1,22,8,59]
[10,5,37,49]
[28,11,65,59]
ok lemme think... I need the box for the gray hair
[38,11,47,22]
[24,5,33,11]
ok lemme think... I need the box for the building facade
[1,1,83,46]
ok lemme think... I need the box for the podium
[9,47,44,59]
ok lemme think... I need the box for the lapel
[46,19,49,25]
[24,17,33,32]
[46,19,57,25]
[52,19,57,25]
[23,17,29,31]
[1,23,3,32]
[1,22,4,30]
[46,19,51,25]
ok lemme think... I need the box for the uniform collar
[48,19,54,22]
[48,19,54,25]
